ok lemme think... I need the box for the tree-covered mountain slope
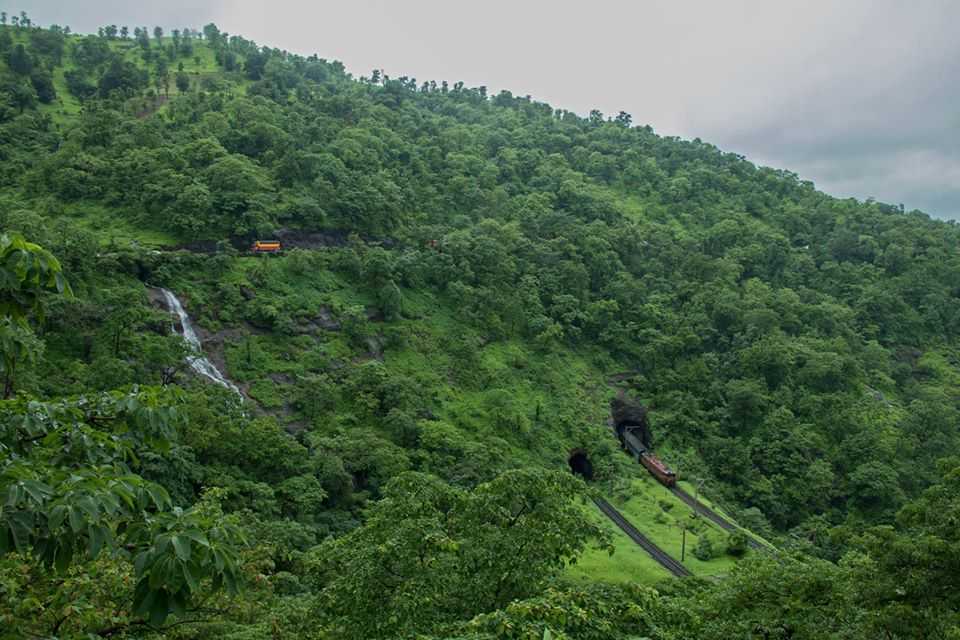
[2,13,960,639]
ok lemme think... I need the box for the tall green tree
[311,469,604,639]
[0,234,70,397]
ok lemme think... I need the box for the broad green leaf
[172,535,190,562]
[170,588,188,619]
[134,550,150,578]
[68,506,84,533]
[20,479,50,504]
[149,590,170,627]
[54,542,73,573]
[89,524,105,559]
[77,495,100,521]
[133,579,155,616]
[8,510,34,553]
[48,504,67,530]
[182,529,209,547]
[181,561,200,592]
[145,483,170,510]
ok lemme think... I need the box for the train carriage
[640,451,677,487]
[618,425,677,487]
[623,428,646,462]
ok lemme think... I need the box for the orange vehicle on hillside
[251,240,282,253]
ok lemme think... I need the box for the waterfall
[159,288,243,397]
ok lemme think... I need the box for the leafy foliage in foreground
[310,469,605,639]
[0,388,244,632]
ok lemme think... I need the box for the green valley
[1,9,960,639]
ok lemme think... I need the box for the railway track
[669,486,764,550]
[607,406,768,554]
[592,497,691,577]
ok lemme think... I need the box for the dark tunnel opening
[568,450,594,480]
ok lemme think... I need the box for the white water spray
[160,288,243,397]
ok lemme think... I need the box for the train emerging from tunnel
[619,425,677,487]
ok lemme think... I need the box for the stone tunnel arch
[568,448,594,480]
[611,393,652,449]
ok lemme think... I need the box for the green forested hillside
[2,12,960,639]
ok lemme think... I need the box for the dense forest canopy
[1,10,959,639]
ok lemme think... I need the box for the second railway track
[668,486,765,550]
[592,496,691,577]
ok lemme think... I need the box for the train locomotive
[619,424,677,487]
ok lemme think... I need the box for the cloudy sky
[12,1,960,218]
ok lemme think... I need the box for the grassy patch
[41,65,84,125]
[570,470,764,585]
[566,500,672,586]
[612,476,738,577]
[675,479,775,550]
[55,202,179,247]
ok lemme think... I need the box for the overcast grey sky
[10,1,960,218]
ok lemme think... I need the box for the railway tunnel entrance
[611,393,652,449]
[568,449,594,480]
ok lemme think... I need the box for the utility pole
[681,525,686,562]
[695,477,706,504]
[692,477,707,521]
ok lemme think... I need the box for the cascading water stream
[159,288,243,398]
